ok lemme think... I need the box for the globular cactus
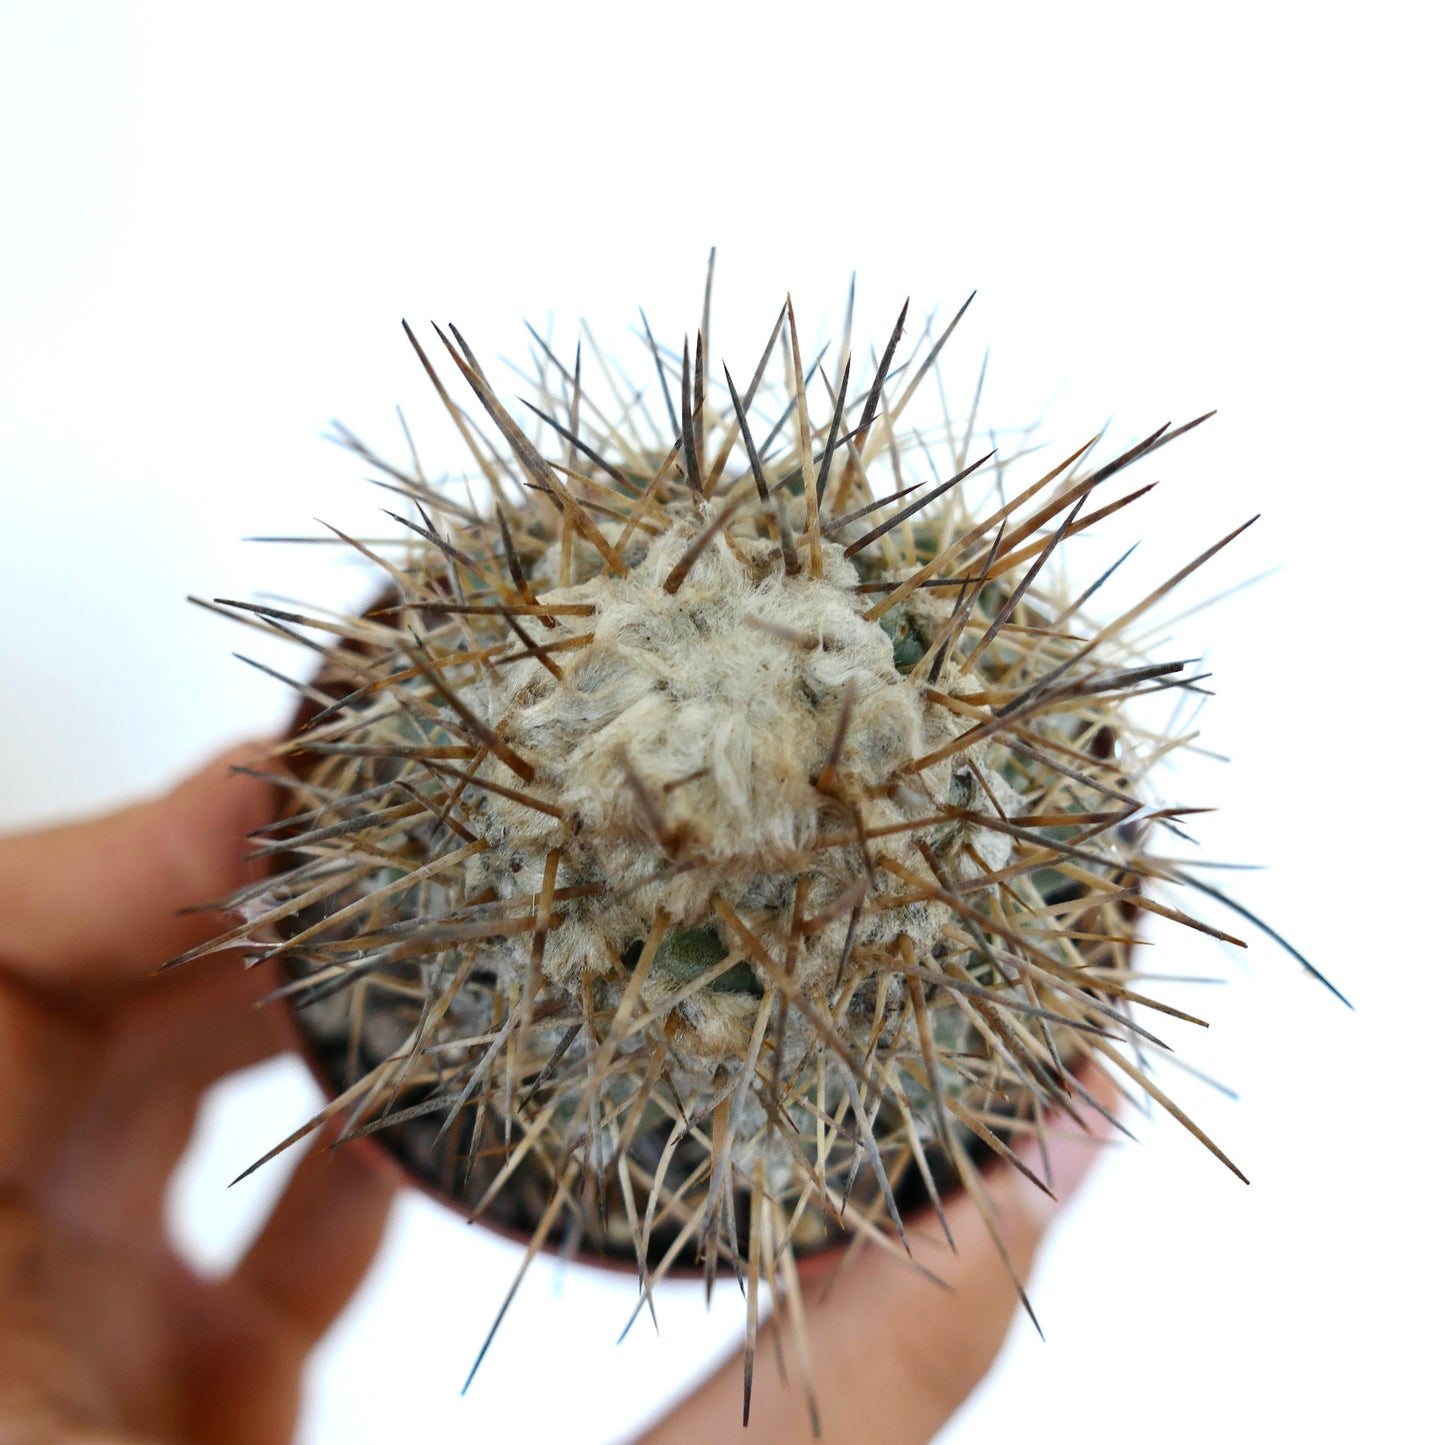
[183,274,1284,1418]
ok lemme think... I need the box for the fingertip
[165,739,281,851]
[1008,1125,1115,1234]
[0,740,281,993]
[226,1132,398,1345]
[121,740,282,947]
[1004,1072,1125,1234]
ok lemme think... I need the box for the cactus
[181,274,1300,1421]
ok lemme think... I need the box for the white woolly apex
[450,504,1017,1032]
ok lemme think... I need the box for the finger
[35,960,293,1231]
[222,1130,397,1348]
[0,745,285,1196]
[0,743,275,998]
[173,1134,395,1445]
[639,1070,1121,1445]
[0,971,97,1186]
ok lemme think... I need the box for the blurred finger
[0,743,274,999]
[223,1130,396,1348]
[0,972,95,1186]
[171,1133,395,1445]
[35,960,293,1234]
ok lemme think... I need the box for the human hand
[0,748,396,1444]
[635,1074,1119,1444]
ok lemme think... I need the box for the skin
[0,748,1118,1444]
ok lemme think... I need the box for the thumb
[638,1071,1120,1445]
[0,743,275,998]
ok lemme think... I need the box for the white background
[2,3,1439,1441]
